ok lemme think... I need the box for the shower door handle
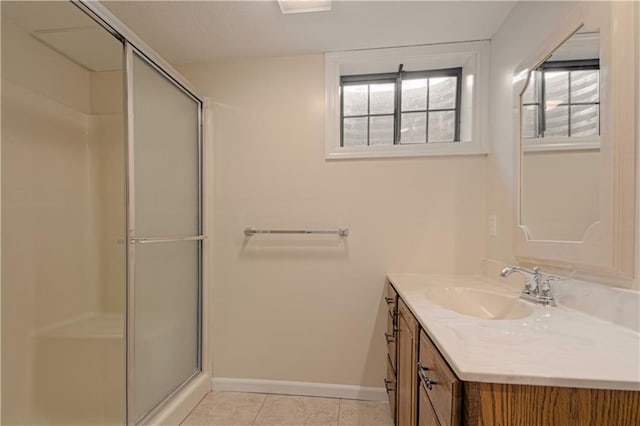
[129,235,206,244]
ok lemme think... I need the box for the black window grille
[522,59,600,139]
[340,67,462,147]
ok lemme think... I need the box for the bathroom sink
[424,287,533,320]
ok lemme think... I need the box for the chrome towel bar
[244,227,349,237]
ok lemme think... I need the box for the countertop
[387,273,640,391]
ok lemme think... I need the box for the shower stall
[1,1,209,424]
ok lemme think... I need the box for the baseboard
[211,377,387,402]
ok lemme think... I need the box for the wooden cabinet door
[397,299,418,426]
[419,382,440,426]
[419,330,461,426]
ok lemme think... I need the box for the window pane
[429,77,457,110]
[522,71,538,105]
[571,105,599,136]
[544,71,569,106]
[401,79,427,111]
[369,83,395,115]
[343,85,368,116]
[369,115,394,145]
[522,105,539,139]
[400,112,426,144]
[343,117,368,146]
[428,111,456,142]
[571,70,599,103]
[544,105,569,137]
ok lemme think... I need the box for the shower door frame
[70,1,211,425]
[125,44,205,424]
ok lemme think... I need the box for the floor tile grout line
[251,393,269,425]
[185,391,393,426]
[180,391,215,424]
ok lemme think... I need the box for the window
[325,41,490,159]
[522,59,600,139]
[341,68,462,147]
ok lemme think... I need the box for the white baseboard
[211,378,388,402]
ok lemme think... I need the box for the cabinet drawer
[398,299,417,336]
[385,282,398,315]
[419,330,461,426]
[385,355,396,421]
[386,311,397,370]
[419,382,440,426]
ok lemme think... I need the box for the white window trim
[523,135,601,152]
[324,41,490,160]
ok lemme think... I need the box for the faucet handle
[540,275,561,295]
[523,277,535,294]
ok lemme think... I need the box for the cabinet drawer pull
[385,296,394,304]
[384,378,395,393]
[384,332,395,343]
[391,312,398,331]
[418,362,437,390]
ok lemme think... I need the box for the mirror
[513,2,636,280]
[520,30,600,242]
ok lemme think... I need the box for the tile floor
[181,391,393,426]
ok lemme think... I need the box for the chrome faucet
[500,265,556,306]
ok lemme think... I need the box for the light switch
[489,214,497,237]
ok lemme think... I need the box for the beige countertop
[387,273,640,391]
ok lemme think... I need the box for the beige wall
[179,55,486,387]
[487,1,639,289]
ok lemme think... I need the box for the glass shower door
[126,45,203,423]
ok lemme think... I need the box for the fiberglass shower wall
[1,1,126,424]
[2,1,206,424]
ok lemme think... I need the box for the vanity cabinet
[384,285,398,421]
[385,281,456,426]
[384,281,640,426]
[462,383,640,425]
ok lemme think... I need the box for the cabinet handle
[384,332,395,343]
[418,362,437,390]
[384,378,395,393]
[385,297,394,304]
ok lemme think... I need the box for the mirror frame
[512,2,637,280]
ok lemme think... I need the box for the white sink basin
[424,287,533,320]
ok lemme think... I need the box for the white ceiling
[102,0,516,65]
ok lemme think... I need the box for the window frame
[325,41,490,159]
